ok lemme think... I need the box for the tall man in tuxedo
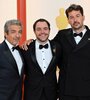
[53,4,90,100]
[22,18,61,100]
[0,19,24,100]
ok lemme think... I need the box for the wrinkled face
[68,10,85,31]
[5,25,22,46]
[34,21,50,43]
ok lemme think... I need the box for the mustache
[14,37,20,41]
[73,22,80,25]
[39,33,48,35]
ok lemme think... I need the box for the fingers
[27,39,33,45]
[20,41,28,51]
[20,39,33,51]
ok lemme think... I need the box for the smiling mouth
[73,22,79,25]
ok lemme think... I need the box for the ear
[83,15,85,21]
[4,32,8,38]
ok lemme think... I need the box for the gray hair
[4,19,22,33]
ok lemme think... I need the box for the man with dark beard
[53,4,90,100]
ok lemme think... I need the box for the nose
[16,32,21,38]
[74,17,78,22]
[41,29,46,33]
[16,33,19,37]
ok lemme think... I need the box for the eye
[18,30,22,34]
[76,14,80,17]
[10,30,16,33]
[69,16,74,20]
[44,27,49,30]
[36,28,41,31]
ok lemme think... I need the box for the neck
[37,39,48,45]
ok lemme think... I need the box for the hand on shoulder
[20,39,33,51]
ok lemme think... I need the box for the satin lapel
[3,42,19,75]
[74,30,89,52]
[45,41,56,74]
[66,29,76,48]
[30,41,43,73]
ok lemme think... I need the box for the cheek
[36,33,41,37]
[68,20,72,25]
[6,37,14,43]
[70,20,75,25]
[81,18,84,23]
[19,34,22,38]
[6,35,12,40]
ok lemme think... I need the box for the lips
[73,22,79,26]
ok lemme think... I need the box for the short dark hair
[33,18,50,31]
[65,4,84,18]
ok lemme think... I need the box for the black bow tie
[73,32,83,37]
[39,44,48,49]
[12,46,19,51]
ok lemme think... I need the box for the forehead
[68,10,81,16]
[8,25,22,30]
[36,21,48,28]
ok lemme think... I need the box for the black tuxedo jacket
[22,40,61,100]
[0,41,24,100]
[54,26,90,97]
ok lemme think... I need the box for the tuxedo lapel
[30,41,43,73]
[45,41,56,74]
[3,42,19,75]
[66,29,76,48]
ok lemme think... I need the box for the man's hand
[20,39,33,51]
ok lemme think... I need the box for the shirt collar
[73,27,87,36]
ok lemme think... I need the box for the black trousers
[59,95,90,100]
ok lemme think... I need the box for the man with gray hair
[0,19,24,100]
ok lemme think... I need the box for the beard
[37,36,49,43]
[72,22,83,31]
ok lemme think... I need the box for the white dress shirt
[35,40,52,74]
[73,28,87,44]
[5,39,23,75]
